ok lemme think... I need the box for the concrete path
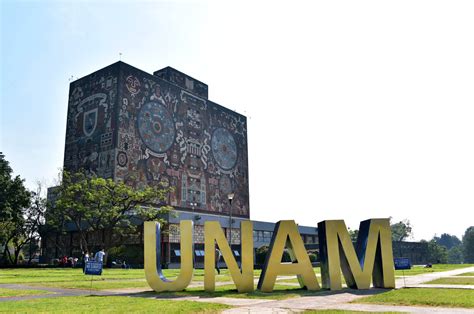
[395,266,474,289]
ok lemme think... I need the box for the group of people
[58,256,78,267]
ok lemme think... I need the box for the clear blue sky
[2,0,474,241]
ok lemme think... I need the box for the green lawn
[0,295,230,313]
[0,268,236,290]
[30,279,150,290]
[0,268,314,291]
[426,277,474,285]
[355,288,474,308]
[1,265,471,292]
[0,268,149,290]
[457,272,474,276]
[394,264,473,276]
[0,288,52,298]
[0,268,145,284]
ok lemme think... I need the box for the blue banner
[394,257,411,270]
[85,261,103,275]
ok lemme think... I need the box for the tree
[348,227,359,242]
[424,239,448,264]
[0,153,31,265]
[462,226,474,263]
[390,218,412,242]
[434,233,462,250]
[432,233,463,264]
[447,246,463,264]
[47,171,173,257]
[10,184,47,265]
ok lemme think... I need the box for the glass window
[253,231,259,242]
[174,250,181,257]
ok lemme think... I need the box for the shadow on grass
[118,286,389,301]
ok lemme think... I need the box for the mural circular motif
[138,102,175,153]
[117,151,128,167]
[211,128,237,170]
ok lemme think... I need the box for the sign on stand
[85,261,103,275]
[394,257,411,270]
[85,261,103,294]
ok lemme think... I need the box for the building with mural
[43,61,318,266]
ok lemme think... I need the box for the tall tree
[462,227,474,263]
[447,246,463,264]
[0,153,31,265]
[348,227,359,242]
[424,239,448,264]
[48,171,173,256]
[390,218,412,242]
[434,233,462,250]
[9,184,47,265]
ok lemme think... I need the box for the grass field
[354,288,474,308]
[1,264,471,291]
[457,272,474,276]
[0,295,230,313]
[0,268,237,290]
[0,267,311,291]
[0,288,52,298]
[426,277,474,285]
[2,265,474,312]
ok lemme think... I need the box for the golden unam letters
[204,221,254,292]
[144,218,395,293]
[318,219,395,290]
[257,220,320,292]
[144,220,194,292]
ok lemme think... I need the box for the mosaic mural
[116,63,249,218]
[64,65,119,178]
[64,62,249,218]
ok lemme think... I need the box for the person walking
[95,249,106,265]
[82,251,90,273]
[215,248,222,274]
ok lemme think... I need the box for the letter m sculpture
[318,219,395,290]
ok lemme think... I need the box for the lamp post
[227,193,234,246]
[189,202,198,265]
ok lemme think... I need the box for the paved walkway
[1,266,473,313]
[395,266,474,289]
